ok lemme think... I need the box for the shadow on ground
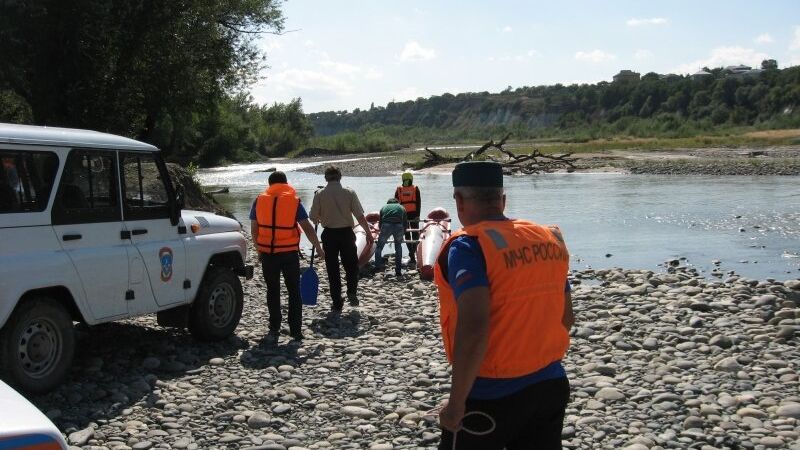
[29,320,246,432]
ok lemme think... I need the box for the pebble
[247,412,271,429]
[341,406,378,419]
[595,387,625,401]
[714,356,743,372]
[68,427,94,446]
[27,252,800,450]
[776,403,800,419]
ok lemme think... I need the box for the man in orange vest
[250,171,324,341]
[434,161,574,449]
[395,171,421,264]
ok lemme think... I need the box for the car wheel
[188,266,243,341]
[0,297,75,394]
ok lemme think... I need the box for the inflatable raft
[355,212,380,267]
[416,208,451,280]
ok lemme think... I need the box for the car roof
[0,123,159,152]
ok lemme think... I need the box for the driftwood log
[416,135,578,174]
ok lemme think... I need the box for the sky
[250,0,800,113]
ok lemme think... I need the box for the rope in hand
[425,405,497,450]
[451,411,496,450]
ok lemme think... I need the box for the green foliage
[0,0,284,161]
[309,62,800,145]
[0,90,33,124]
[185,161,200,185]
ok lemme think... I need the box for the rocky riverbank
[292,147,800,177]
[298,155,406,177]
[622,158,800,176]
[29,235,800,449]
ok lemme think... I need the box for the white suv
[0,123,253,393]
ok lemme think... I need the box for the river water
[198,160,800,280]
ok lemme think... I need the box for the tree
[0,0,284,156]
[761,59,778,71]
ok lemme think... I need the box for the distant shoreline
[289,145,800,177]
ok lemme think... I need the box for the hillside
[308,63,800,147]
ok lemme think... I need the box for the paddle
[300,221,320,306]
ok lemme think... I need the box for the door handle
[63,234,82,241]
[132,229,148,235]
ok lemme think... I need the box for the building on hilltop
[613,70,640,83]
[691,69,713,80]
[724,65,752,74]
[731,68,764,79]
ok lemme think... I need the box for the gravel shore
[293,147,800,177]
[298,155,406,177]
[29,233,800,450]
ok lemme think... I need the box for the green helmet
[401,171,413,183]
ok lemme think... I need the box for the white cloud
[319,60,361,76]
[262,40,282,52]
[392,87,424,102]
[317,57,384,81]
[364,68,383,80]
[574,49,616,63]
[792,26,800,50]
[502,25,513,33]
[672,46,770,74]
[754,33,774,44]
[634,49,653,60]
[303,40,315,48]
[496,50,541,63]
[398,41,437,62]
[267,69,353,96]
[626,17,668,27]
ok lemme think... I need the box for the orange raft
[415,208,452,280]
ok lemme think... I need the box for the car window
[0,150,59,214]
[121,153,171,220]
[52,150,120,225]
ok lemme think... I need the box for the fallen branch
[405,137,578,174]
[465,136,578,174]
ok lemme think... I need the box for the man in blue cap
[433,161,574,449]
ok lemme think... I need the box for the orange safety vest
[255,183,301,254]
[434,220,570,378]
[395,185,418,214]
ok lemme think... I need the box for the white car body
[0,123,251,393]
[0,380,67,449]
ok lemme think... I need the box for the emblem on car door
[159,247,174,282]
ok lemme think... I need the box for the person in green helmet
[394,171,421,264]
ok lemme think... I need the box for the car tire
[188,266,243,341]
[0,297,75,394]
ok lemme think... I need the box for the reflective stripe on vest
[255,183,301,254]
[395,185,417,214]
[433,220,570,378]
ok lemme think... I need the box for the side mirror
[175,185,185,210]
[170,186,185,226]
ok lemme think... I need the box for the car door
[51,149,129,320]
[119,152,186,310]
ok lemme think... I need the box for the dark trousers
[321,227,358,308]
[439,377,570,450]
[406,212,420,258]
[260,251,301,334]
